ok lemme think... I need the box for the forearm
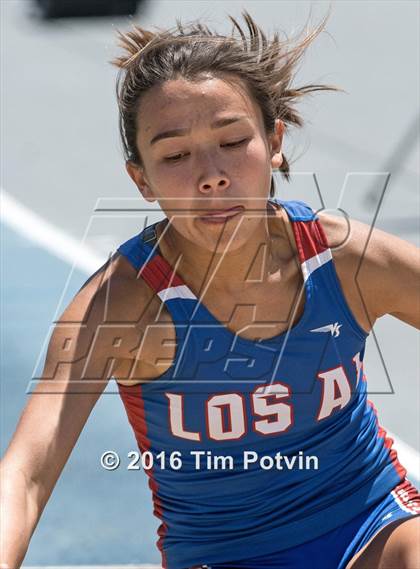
[0,468,41,569]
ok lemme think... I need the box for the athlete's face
[126,76,284,253]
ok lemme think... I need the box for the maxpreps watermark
[100,450,319,471]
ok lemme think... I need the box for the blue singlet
[116,199,419,569]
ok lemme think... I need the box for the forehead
[138,76,263,138]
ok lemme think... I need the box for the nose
[199,176,230,194]
[197,157,230,194]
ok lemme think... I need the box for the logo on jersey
[381,513,393,521]
[310,322,342,337]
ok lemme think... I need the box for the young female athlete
[1,11,419,569]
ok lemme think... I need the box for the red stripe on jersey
[138,254,184,294]
[291,219,330,264]
[391,478,420,514]
[367,399,407,480]
[117,382,169,569]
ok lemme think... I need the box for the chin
[195,217,259,253]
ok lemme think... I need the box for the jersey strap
[117,221,197,301]
[272,198,368,340]
[271,199,332,282]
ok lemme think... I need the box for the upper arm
[318,212,420,329]
[1,261,143,511]
[372,230,420,327]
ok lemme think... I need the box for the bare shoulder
[65,252,156,322]
[317,211,420,329]
[44,253,157,385]
[316,210,416,257]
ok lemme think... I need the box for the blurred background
[1,0,419,566]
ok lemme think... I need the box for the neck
[157,202,282,296]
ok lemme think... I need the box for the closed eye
[221,138,248,148]
[164,153,188,162]
[164,138,249,162]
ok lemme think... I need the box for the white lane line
[1,189,419,484]
[1,189,104,274]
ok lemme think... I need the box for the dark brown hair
[111,10,339,197]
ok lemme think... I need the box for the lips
[199,205,244,223]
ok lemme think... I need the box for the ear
[125,161,157,203]
[269,119,285,170]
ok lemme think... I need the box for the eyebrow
[149,116,249,146]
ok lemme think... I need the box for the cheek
[146,162,196,207]
[245,138,271,168]
[226,142,271,190]
[239,143,272,197]
[152,161,197,194]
